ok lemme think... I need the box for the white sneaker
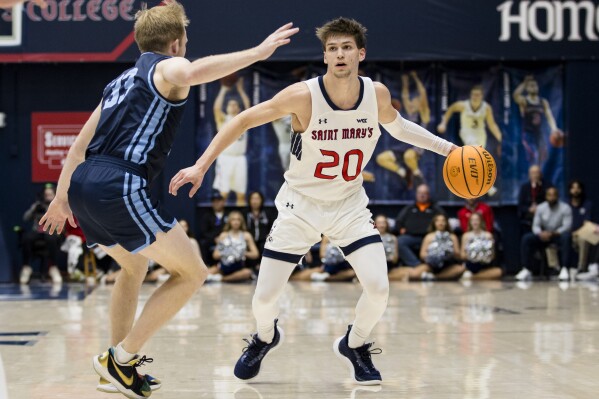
[421,271,435,281]
[558,267,569,281]
[515,268,532,281]
[206,273,223,283]
[487,186,498,197]
[48,266,63,284]
[19,266,32,285]
[460,270,473,281]
[397,167,407,178]
[310,272,330,282]
[577,264,598,281]
[569,269,578,282]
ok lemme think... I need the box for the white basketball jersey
[222,114,248,156]
[284,76,381,201]
[459,100,488,146]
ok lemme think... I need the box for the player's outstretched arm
[375,82,457,156]
[169,83,307,198]
[485,105,502,142]
[39,104,102,235]
[542,99,559,132]
[412,72,431,125]
[437,102,463,134]
[160,23,299,88]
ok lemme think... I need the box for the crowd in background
[15,165,599,286]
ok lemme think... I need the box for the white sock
[344,242,389,348]
[252,257,297,343]
[114,342,136,364]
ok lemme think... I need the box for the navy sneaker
[234,319,284,380]
[333,325,382,385]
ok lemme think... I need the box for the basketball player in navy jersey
[170,18,458,385]
[39,2,298,397]
[513,75,559,168]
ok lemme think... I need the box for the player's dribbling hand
[255,22,300,61]
[169,164,205,198]
[39,198,76,236]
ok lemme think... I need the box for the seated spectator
[374,215,398,270]
[20,185,62,284]
[516,186,572,281]
[567,180,592,275]
[244,191,274,271]
[518,165,546,235]
[418,214,463,280]
[61,216,86,281]
[457,198,494,233]
[207,211,259,282]
[198,191,227,266]
[396,184,445,268]
[293,236,356,282]
[574,221,599,281]
[460,213,502,280]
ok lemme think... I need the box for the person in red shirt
[458,198,494,233]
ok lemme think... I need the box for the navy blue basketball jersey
[86,52,187,182]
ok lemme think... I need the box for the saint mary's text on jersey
[311,127,374,141]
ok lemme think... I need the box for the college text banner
[2,0,599,62]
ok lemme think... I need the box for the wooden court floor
[1,280,598,398]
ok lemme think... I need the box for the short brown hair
[316,17,367,50]
[134,1,189,53]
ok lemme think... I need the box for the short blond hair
[315,17,367,50]
[134,1,189,53]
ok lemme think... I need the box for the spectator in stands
[418,214,463,280]
[567,180,593,276]
[198,191,227,266]
[303,236,356,282]
[244,191,274,271]
[516,186,572,281]
[374,215,399,271]
[207,211,259,282]
[457,197,494,233]
[460,213,502,280]
[20,185,62,284]
[396,184,445,268]
[518,165,546,235]
[576,226,599,280]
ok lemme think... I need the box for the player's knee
[365,278,389,303]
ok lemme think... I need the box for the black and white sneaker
[333,325,382,385]
[234,319,284,380]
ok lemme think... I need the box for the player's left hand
[169,164,205,198]
[39,197,76,235]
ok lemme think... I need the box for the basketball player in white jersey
[437,85,502,148]
[213,77,251,205]
[170,17,457,385]
[438,85,502,196]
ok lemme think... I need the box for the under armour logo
[319,118,327,124]
[356,118,367,123]
[286,202,294,209]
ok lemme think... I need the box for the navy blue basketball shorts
[68,155,176,253]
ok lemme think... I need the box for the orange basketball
[549,130,565,147]
[443,146,497,199]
